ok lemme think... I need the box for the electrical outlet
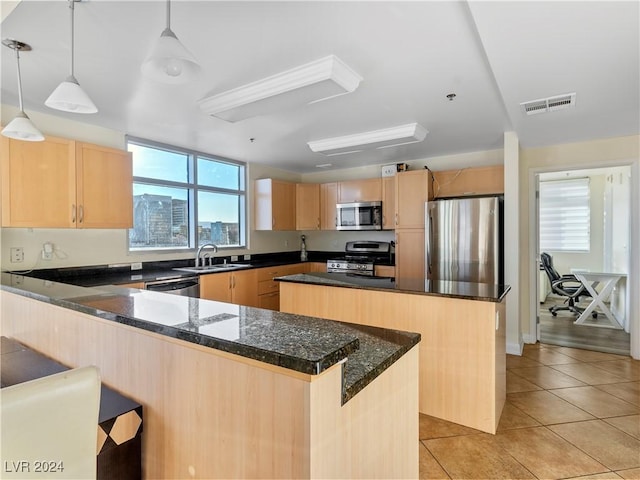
[10,247,24,263]
[42,242,54,260]
[243,254,251,260]
[231,255,239,262]
[131,262,143,271]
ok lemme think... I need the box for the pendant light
[45,0,97,114]
[141,0,201,84]
[1,39,44,142]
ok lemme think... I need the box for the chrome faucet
[195,243,218,267]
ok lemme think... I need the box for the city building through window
[127,137,246,252]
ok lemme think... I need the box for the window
[127,137,246,252]
[539,178,590,252]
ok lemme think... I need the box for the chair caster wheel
[592,312,598,319]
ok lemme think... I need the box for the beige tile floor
[419,343,640,479]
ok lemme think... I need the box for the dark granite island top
[0,272,419,403]
[276,272,511,302]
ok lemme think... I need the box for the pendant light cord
[166,0,171,30]
[14,46,24,111]
[69,0,75,77]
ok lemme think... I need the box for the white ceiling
[1,1,638,173]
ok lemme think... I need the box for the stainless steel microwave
[336,201,382,230]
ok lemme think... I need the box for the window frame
[539,177,591,253]
[126,136,247,254]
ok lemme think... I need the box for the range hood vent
[521,93,576,116]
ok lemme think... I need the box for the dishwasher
[145,276,200,297]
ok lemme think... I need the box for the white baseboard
[506,340,524,356]
[522,333,537,345]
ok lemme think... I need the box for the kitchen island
[0,273,419,479]
[278,272,510,434]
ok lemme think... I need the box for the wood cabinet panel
[255,263,309,310]
[395,229,425,280]
[432,165,504,198]
[258,292,280,311]
[374,265,395,277]
[1,136,132,229]
[117,282,145,289]
[337,178,382,203]
[381,176,395,230]
[231,269,258,307]
[308,262,327,273]
[254,179,296,231]
[1,135,76,228]
[320,182,338,230]
[200,272,232,302]
[395,170,433,229]
[76,142,133,229]
[296,183,320,230]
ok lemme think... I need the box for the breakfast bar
[278,272,510,434]
[1,273,419,479]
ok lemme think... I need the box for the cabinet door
[1,135,76,227]
[200,273,232,302]
[337,178,382,203]
[395,229,425,279]
[374,265,395,277]
[308,262,327,273]
[258,292,280,311]
[76,142,133,229]
[432,165,504,198]
[382,176,395,230]
[117,282,145,289]
[254,179,296,231]
[231,269,258,307]
[320,182,338,230]
[395,170,433,229]
[295,183,320,230]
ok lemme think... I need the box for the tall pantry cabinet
[394,169,433,279]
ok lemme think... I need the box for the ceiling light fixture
[1,39,44,142]
[45,0,97,114]
[198,55,362,122]
[307,123,428,157]
[141,0,201,84]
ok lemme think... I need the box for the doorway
[535,166,631,355]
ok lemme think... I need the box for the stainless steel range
[327,241,392,276]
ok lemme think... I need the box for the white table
[572,272,626,329]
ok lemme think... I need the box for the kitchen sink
[173,263,252,274]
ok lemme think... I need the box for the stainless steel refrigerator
[425,196,503,284]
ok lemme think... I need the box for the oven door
[336,202,382,230]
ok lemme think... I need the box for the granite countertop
[1,273,419,403]
[276,272,511,303]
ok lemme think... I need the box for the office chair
[540,252,595,317]
[1,366,101,479]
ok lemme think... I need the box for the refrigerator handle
[426,208,432,277]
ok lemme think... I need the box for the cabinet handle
[78,205,84,223]
[229,277,232,290]
[232,276,236,288]
[317,218,320,229]
[272,217,275,227]
[71,204,76,223]
[395,213,398,225]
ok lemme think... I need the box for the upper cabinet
[337,178,382,203]
[295,183,320,230]
[254,178,296,230]
[395,169,433,229]
[320,182,338,230]
[381,176,395,230]
[432,165,504,198]
[1,135,132,228]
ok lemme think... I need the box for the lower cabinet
[256,263,310,311]
[200,269,258,307]
[395,229,425,279]
[374,265,395,277]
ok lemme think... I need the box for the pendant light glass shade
[45,0,97,114]
[45,74,97,113]
[141,1,201,84]
[2,111,44,142]
[1,39,44,142]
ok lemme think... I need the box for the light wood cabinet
[395,169,433,229]
[296,183,320,230]
[432,165,504,198]
[382,176,395,230]
[254,178,296,231]
[255,263,309,311]
[394,229,425,279]
[320,182,338,230]
[1,136,132,228]
[374,265,395,277]
[116,282,145,289]
[200,269,258,306]
[337,178,382,203]
[308,262,327,273]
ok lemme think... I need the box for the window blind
[539,178,590,252]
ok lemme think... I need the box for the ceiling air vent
[520,93,576,116]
